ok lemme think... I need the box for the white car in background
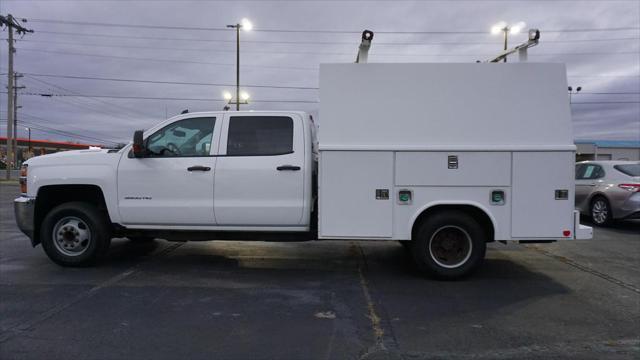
[575,161,640,226]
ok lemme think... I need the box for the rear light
[19,164,28,195]
[563,230,571,237]
[618,184,640,192]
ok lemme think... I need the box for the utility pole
[0,14,33,179]
[26,127,31,155]
[13,73,24,166]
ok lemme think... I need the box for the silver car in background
[575,161,640,226]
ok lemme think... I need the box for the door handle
[187,166,211,172]
[277,165,301,171]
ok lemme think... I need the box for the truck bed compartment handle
[277,165,301,171]
[187,166,211,172]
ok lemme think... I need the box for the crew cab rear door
[213,113,305,226]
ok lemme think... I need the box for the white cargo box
[318,63,576,240]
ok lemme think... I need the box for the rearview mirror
[132,130,145,158]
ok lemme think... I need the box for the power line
[24,73,319,90]
[15,91,640,104]
[22,73,640,94]
[571,101,640,104]
[30,30,640,46]
[14,38,640,56]
[0,117,121,144]
[27,18,640,34]
[16,48,640,69]
[17,49,318,71]
[579,92,640,95]
[19,91,319,103]
[24,75,159,118]
[19,113,123,143]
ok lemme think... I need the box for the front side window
[146,117,215,157]
[227,116,293,156]
[580,164,605,180]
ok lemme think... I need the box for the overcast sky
[1,0,639,146]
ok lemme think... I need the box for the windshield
[614,164,640,177]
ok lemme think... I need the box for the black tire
[590,196,612,226]
[410,211,487,280]
[127,236,156,243]
[40,202,111,267]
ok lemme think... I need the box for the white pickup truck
[14,63,592,279]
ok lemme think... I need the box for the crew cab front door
[213,113,305,226]
[117,116,220,226]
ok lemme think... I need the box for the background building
[1,137,103,168]
[575,140,640,162]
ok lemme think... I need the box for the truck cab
[119,111,315,231]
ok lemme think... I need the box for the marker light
[241,18,253,31]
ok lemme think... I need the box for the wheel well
[411,205,495,243]
[33,185,108,245]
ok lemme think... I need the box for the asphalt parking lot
[1,183,639,360]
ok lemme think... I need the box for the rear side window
[227,116,293,156]
[614,164,640,177]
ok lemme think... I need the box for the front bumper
[14,196,35,243]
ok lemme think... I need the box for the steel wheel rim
[52,216,92,256]
[428,225,473,269]
[592,200,608,224]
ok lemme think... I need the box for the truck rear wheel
[411,211,487,280]
[40,202,111,267]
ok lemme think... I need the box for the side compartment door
[213,113,305,226]
[117,116,220,225]
[511,152,575,238]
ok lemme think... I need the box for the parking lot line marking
[528,246,640,295]
[0,242,184,344]
[354,244,386,349]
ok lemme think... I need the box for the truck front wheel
[411,211,487,280]
[40,202,111,267]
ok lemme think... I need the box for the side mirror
[132,130,146,158]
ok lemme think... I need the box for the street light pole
[235,24,240,111]
[491,21,525,63]
[568,86,582,104]
[226,18,252,111]
[502,28,508,63]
